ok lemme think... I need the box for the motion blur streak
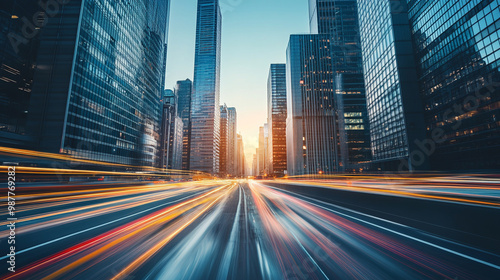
[2,176,499,279]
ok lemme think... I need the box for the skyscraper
[236,133,245,177]
[267,64,288,177]
[407,0,500,170]
[286,34,337,176]
[258,125,265,176]
[3,0,170,167]
[227,107,237,176]
[252,152,258,177]
[263,123,269,175]
[190,0,222,174]
[175,79,193,170]
[357,0,428,171]
[309,0,372,172]
[161,90,183,170]
[219,104,229,177]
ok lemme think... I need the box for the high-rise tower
[309,0,372,171]
[357,0,428,171]
[267,64,288,177]
[190,0,222,174]
[4,0,171,167]
[175,79,193,170]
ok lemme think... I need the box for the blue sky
[166,0,309,166]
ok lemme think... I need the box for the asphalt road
[1,178,499,279]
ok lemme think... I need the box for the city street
[1,177,499,279]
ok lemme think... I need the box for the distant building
[190,0,222,174]
[227,107,238,176]
[264,123,269,175]
[258,126,266,175]
[252,152,258,177]
[407,0,500,171]
[267,64,288,177]
[286,34,337,176]
[171,117,184,170]
[175,79,193,170]
[161,90,183,170]
[358,0,428,171]
[219,105,229,177]
[237,133,245,177]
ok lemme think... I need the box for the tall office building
[252,152,258,177]
[2,0,170,167]
[161,90,183,170]
[407,0,500,170]
[175,79,193,170]
[263,123,269,175]
[267,64,288,177]
[257,125,266,175]
[190,0,222,174]
[219,104,228,177]
[0,1,42,147]
[309,0,372,172]
[357,0,428,171]
[227,107,237,176]
[286,34,338,176]
[236,133,245,177]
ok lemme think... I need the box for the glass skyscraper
[2,0,170,167]
[175,79,193,171]
[286,34,338,176]
[219,104,228,177]
[407,0,500,170]
[267,64,288,177]
[190,0,222,174]
[309,0,372,171]
[226,107,237,177]
[237,133,245,177]
[161,89,183,170]
[357,0,428,171]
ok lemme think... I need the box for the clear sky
[165,0,309,171]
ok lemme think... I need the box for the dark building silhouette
[175,79,193,170]
[407,0,500,171]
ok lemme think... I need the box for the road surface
[1,178,499,279]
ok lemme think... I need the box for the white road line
[0,192,201,260]
[265,184,500,271]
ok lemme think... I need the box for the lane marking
[264,184,500,271]
[0,192,201,260]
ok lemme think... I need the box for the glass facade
[258,125,265,176]
[309,0,372,171]
[219,105,228,177]
[161,89,182,170]
[358,0,427,171]
[286,34,338,176]
[0,0,41,147]
[407,0,500,170]
[175,79,193,170]
[267,64,288,177]
[227,107,237,177]
[20,0,170,167]
[190,0,222,174]
[236,133,245,177]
